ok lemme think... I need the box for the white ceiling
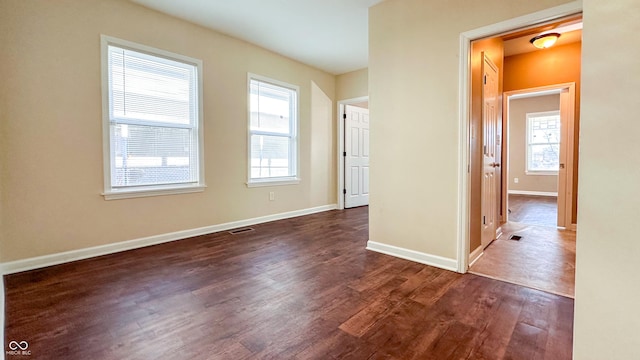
[129,0,385,75]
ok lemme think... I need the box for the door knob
[492,163,500,168]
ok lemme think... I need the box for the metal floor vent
[509,235,522,241]
[228,227,255,235]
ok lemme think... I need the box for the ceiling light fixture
[529,33,561,49]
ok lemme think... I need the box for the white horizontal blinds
[109,47,196,125]
[107,45,199,188]
[249,79,297,179]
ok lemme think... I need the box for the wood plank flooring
[470,222,576,298]
[508,194,558,227]
[4,207,573,359]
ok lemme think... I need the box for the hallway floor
[507,194,557,227]
[470,222,576,298]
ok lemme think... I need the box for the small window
[247,74,300,187]
[101,36,204,199]
[526,111,560,174]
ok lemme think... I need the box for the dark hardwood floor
[4,207,573,359]
[508,194,557,227]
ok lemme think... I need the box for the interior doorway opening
[471,82,578,297]
[463,11,582,266]
[503,84,576,229]
[337,97,369,210]
[457,3,582,298]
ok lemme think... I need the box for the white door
[481,54,500,249]
[344,105,370,208]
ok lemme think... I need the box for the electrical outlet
[514,178,519,184]
[269,192,275,201]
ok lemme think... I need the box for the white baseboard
[468,245,484,267]
[366,240,458,272]
[1,204,337,275]
[508,190,558,197]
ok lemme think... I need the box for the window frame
[525,110,561,176]
[100,35,205,200]
[246,73,300,187]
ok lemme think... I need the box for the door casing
[344,105,370,208]
[456,1,583,273]
[337,96,368,210]
[502,84,576,229]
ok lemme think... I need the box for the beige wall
[508,95,560,193]
[370,0,640,357]
[0,87,4,252]
[310,82,336,205]
[336,68,368,101]
[369,0,574,259]
[0,83,3,341]
[574,0,640,358]
[0,0,336,262]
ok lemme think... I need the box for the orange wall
[504,42,581,223]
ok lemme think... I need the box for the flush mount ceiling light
[530,33,561,49]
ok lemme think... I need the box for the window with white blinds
[526,111,560,174]
[247,75,300,186]
[101,36,204,199]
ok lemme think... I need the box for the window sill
[103,184,206,200]
[246,178,301,188]
[525,171,559,176]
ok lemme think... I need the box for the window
[526,111,560,174]
[247,74,300,186]
[101,36,204,199]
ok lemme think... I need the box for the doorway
[472,85,578,297]
[337,97,369,210]
[457,4,582,297]
[503,84,576,229]
[472,83,578,297]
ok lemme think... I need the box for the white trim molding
[508,190,558,197]
[336,96,369,210]
[245,179,301,188]
[1,204,336,275]
[103,184,206,200]
[468,245,484,267]
[504,82,576,228]
[366,241,458,272]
